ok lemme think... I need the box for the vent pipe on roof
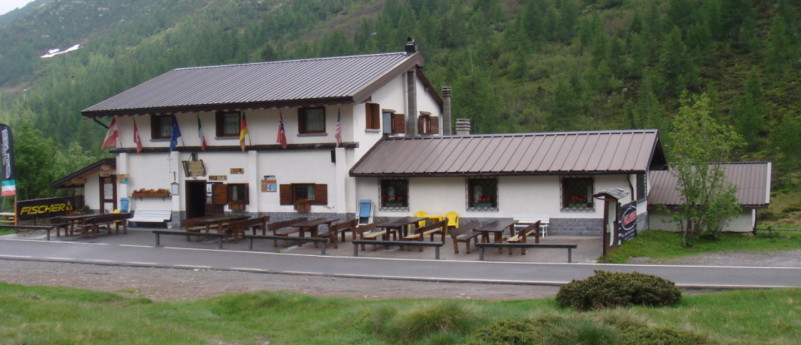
[455,118,471,135]
[442,86,452,135]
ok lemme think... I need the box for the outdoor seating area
[10,211,591,263]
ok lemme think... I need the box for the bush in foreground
[556,271,681,311]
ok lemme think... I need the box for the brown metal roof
[350,130,667,177]
[649,162,771,207]
[51,158,116,188]
[82,51,428,117]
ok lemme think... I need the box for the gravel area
[0,260,560,302]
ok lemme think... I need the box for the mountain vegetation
[0,0,799,205]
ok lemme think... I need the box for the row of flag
[100,112,343,152]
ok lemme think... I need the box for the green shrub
[556,271,681,311]
[468,315,714,345]
[371,300,482,343]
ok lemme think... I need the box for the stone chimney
[441,86,452,135]
[455,118,471,135]
[405,36,417,54]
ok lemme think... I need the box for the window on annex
[380,179,409,209]
[215,111,241,137]
[562,177,594,212]
[417,112,439,135]
[467,178,498,210]
[635,173,646,201]
[211,183,249,209]
[279,184,328,205]
[299,107,326,134]
[366,103,380,130]
[150,115,175,139]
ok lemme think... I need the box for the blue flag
[169,117,182,152]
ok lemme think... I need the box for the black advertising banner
[618,202,638,244]
[16,197,81,221]
[0,124,15,196]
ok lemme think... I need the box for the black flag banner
[0,124,16,196]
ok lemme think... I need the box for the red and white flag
[197,116,207,151]
[276,113,287,149]
[133,119,143,153]
[101,118,119,149]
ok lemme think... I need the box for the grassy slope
[602,230,801,263]
[0,283,799,344]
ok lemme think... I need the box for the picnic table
[379,216,427,239]
[475,218,517,253]
[291,217,339,247]
[51,213,132,237]
[183,215,251,241]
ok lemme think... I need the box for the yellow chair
[414,211,428,227]
[445,211,460,231]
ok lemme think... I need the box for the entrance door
[99,176,116,213]
[185,181,207,219]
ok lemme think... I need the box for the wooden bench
[243,234,330,255]
[153,230,226,249]
[449,221,481,254]
[475,243,578,262]
[225,216,270,242]
[0,224,57,240]
[514,216,549,238]
[128,210,172,227]
[269,217,308,246]
[352,239,446,259]
[505,222,541,254]
[315,219,357,249]
[403,218,448,251]
[352,221,389,250]
[72,213,131,237]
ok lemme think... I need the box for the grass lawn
[601,230,801,263]
[0,229,12,235]
[0,282,798,344]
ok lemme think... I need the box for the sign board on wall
[182,160,206,177]
[261,175,277,192]
[209,175,227,181]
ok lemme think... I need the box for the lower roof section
[350,130,667,177]
[649,162,772,208]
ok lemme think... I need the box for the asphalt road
[1,231,800,289]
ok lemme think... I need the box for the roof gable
[82,51,427,117]
[350,129,667,177]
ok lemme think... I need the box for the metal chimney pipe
[441,86,452,135]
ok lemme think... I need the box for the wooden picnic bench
[352,221,390,250]
[224,216,269,241]
[449,221,481,254]
[314,218,357,249]
[352,239,446,259]
[402,218,448,251]
[153,229,226,249]
[475,243,578,262]
[269,217,308,246]
[0,224,57,240]
[243,234,330,255]
[504,221,541,254]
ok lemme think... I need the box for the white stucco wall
[649,209,756,232]
[355,174,639,221]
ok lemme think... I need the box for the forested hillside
[0,0,799,205]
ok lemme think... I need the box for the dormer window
[418,112,439,135]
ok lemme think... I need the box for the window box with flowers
[132,188,170,198]
[294,198,311,212]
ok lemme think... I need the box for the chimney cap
[405,37,417,54]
